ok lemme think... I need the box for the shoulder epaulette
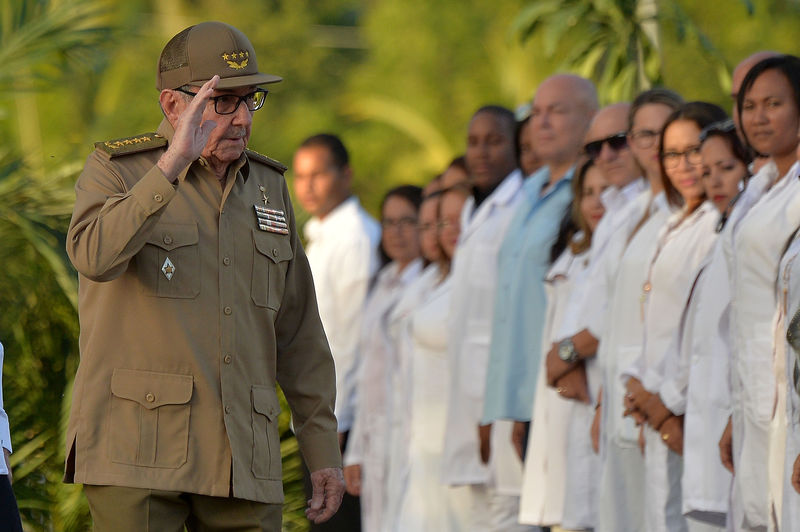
[95,133,167,158]
[246,148,288,175]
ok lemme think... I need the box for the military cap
[157,21,282,91]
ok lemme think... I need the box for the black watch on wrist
[558,338,580,364]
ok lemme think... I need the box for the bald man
[476,74,597,527]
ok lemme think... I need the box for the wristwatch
[558,338,579,364]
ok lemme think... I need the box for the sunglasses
[584,132,628,160]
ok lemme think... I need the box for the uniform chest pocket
[108,368,194,469]
[139,223,200,299]
[251,229,293,311]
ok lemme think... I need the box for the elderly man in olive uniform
[63,21,344,530]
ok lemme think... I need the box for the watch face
[558,343,572,361]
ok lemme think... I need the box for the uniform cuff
[659,381,686,416]
[297,430,342,472]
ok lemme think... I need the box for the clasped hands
[623,377,683,455]
[545,330,598,404]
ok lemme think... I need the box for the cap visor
[189,72,283,88]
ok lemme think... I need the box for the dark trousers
[302,431,361,532]
[0,475,23,532]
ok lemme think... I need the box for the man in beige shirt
[64,21,343,530]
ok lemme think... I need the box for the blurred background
[1,0,799,529]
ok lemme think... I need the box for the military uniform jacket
[63,119,340,504]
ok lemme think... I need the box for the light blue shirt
[482,165,575,423]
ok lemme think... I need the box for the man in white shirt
[292,134,381,532]
[441,105,529,531]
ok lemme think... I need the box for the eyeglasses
[661,146,702,169]
[583,132,628,160]
[381,217,417,230]
[417,222,437,233]
[175,87,268,115]
[629,129,660,149]
[437,219,459,230]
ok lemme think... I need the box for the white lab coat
[344,259,423,532]
[519,245,590,527]
[559,178,647,341]
[777,234,800,531]
[395,274,471,532]
[304,196,381,431]
[384,264,444,531]
[624,201,720,532]
[724,161,800,531]
[596,189,673,532]
[681,238,733,528]
[440,170,533,531]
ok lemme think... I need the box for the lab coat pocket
[109,368,193,468]
[251,385,282,480]
[139,222,200,298]
[251,229,294,311]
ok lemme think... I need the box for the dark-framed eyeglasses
[381,216,418,230]
[628,129,660,149]
[175,87,268,115]
[584,132,628,160]
[661,145,702,169]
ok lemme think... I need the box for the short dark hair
[298,133,349,169]
[472,105,517,160]
[737,54,800,155]
[381,184,424,213]
[658,101,729,208]
[700,119,753,170]
[628,88,684,131]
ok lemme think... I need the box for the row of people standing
[291,51,800,532]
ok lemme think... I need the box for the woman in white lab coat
[592,89,684,532]
[343,185,424,531]
[777,229,800,531]
[519,159,609,528]
[623,101,728,532]
[394,184,473,531]
[720,55,800,531]
[679,121,750,530]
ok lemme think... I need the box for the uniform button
[224,306,232,315]
[224,405,231,414]
[154,193,163,203]
[223,257,231,266]
[163,235,173,245]
[272,248,279,257]
[224,354,232,364]
[145,393,155,403]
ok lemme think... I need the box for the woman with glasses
[588,88,682,532]
[389,184,472,531]
[342,185,424,532]
[720,54,800,531]
[521,158,609,530]
[654,119,751,531]
[622,101,727,532]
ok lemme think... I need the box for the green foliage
[4,0,800,531]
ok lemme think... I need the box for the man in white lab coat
[293,134,381,532]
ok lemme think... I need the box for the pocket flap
[111,368,193,409]
[146,223,199,251]
[252,229,293,264]
[252,385,281,421]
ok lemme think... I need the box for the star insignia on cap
[223,50,250,70]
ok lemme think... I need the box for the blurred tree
[511,0,754,104]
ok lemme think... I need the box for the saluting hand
[157,75,220,182]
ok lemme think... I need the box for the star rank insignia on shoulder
[245,148,288,175]
[95,133,167,158]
